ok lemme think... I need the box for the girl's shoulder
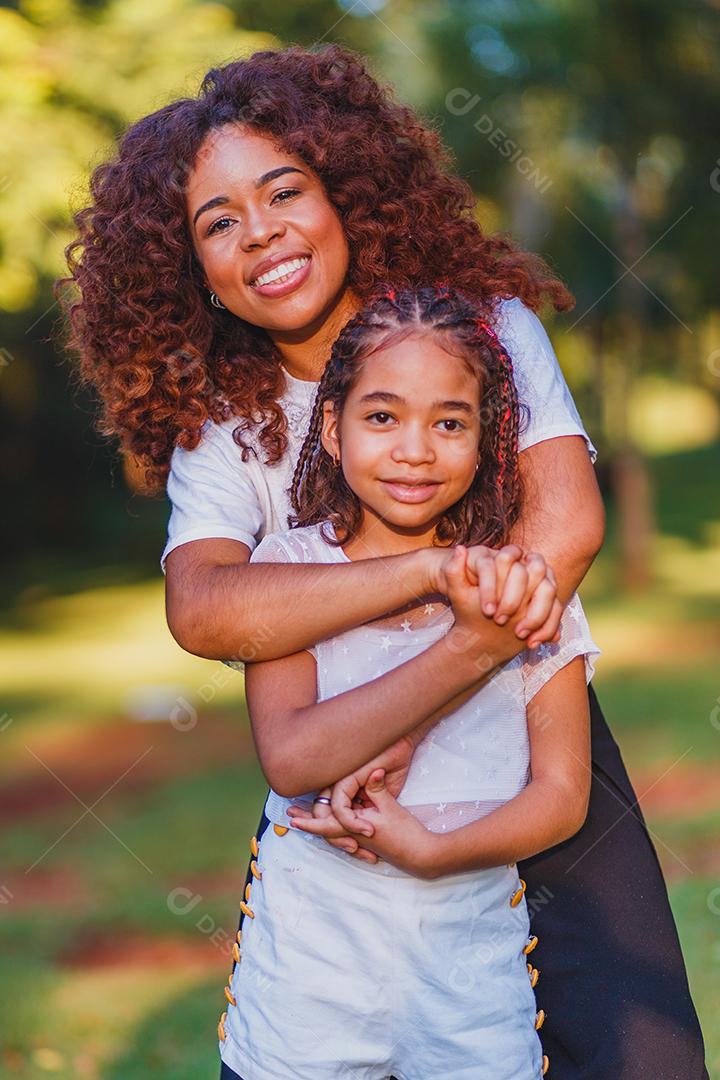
[249,522,346,566]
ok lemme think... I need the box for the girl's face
[322,335,483,552]
[186,125,356,341]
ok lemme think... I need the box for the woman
[61,45,706,1079]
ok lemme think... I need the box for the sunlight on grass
[0,964,219,1080]
[1,579,240,699]
[0,578,247,768]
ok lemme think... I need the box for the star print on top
[250,523,601,838]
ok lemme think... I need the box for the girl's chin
[369,506,446,534]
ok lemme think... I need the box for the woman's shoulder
[249,522,344,565]
[491,295,550,352]
[168,415,257,471]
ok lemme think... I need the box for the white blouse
[251,523,601,836]
[161,297,597,570]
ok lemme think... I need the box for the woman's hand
[291,769,439,879]
[440,544,562,649]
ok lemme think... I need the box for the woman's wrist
[411,545,452,597]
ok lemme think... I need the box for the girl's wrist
[414,829,450,880]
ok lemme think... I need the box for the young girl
[218,287,600,1080]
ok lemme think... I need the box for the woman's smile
[248,251,313,295]
[186,125,359,365]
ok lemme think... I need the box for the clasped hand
[437,540,561,649]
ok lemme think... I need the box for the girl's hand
[286,733,418,861]
[339,732,416,805]
[290,770,437,878]
[341,769,439,878]
[287,794,380,863]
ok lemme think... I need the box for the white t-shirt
[250,523,601,835]
[161,297,597,570]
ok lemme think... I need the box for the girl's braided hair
[290,286,527,548]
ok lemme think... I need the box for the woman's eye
[271,188,300,204]
[207,216,234,237]
[437,418,465,432]
[367,412,394,425]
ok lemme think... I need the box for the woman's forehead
[186,125,311,200]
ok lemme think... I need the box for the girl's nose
[391,429,436,466]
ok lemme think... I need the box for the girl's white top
[250,522,601,835]
[161,298,597,571]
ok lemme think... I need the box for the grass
[0,441,718,1078]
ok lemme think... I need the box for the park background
[1,0,719,1076]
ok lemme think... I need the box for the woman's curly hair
[59,44,572,494]
[290,285,525,550]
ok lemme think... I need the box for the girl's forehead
[349,336,481,402]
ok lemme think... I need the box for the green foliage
[0,0,275,310]
[421,0,720,318]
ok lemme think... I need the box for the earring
[475,461,479,472]
[210,292,226,310]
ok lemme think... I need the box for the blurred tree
[0,0,275,310]
[1,0,718,584]
[412,0,720,588]
[0,0,274,568]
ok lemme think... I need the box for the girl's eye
[437,418,466,432]
[207,216,234,237]
[367,412,394,425]
[271,188,300,204]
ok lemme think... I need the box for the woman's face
[321,335,482,550]
[186,124,355,340]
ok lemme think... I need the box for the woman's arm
[166,531,562,665]
[165,435,594,665]
[167,538,440,661]
[509,436,605,635]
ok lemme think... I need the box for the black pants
[220,685,707,1079]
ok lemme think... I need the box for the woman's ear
[320,400,340,462]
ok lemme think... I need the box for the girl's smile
[379,478,442,504]
[321,335,483,557]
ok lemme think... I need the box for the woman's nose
[240,207,286,250]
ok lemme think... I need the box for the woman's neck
[269,286,361,381]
